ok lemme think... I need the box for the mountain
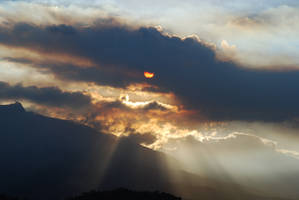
[0,103,292,200]
[0,102,25,113]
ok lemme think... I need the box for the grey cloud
[0,81,92,108]
[1,22,299,122]
[142,101,168,111]
[121,133,157,145]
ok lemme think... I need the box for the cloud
[120,129,157,145]
[161,132,299,197]
[163,132,299,175]
[81,97,180,134]
[0,81,92,109]
[1,22,299,122]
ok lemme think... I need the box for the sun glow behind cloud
[144,71,155,79]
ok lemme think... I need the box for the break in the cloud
[1,22,299,122]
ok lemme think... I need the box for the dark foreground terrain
[69,188,181,200]
[1,189,181,200]
[0,103,294,200]
[0,194,18,200]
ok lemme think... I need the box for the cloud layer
[1,22,299,122]
[0,81,92,108]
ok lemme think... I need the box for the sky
[1,0,299,197]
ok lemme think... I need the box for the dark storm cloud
[121,130,157,145]
[142,101,168,111]
[3,57,142,88]
[123,133,157,145]
[1,22,299,121]
[38,62,141,88]
[0,81,92,108]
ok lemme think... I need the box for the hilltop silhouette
[0,101,25,114]
[69,188,181,200]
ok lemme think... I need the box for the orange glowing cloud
[144,71,155,79]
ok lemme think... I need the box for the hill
[0,102,292,200]
[69,188,181,200]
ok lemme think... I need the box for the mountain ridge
[0,102,293,200]
[0,102,25,113]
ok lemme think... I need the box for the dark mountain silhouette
[0,103,292,200]
[0,101,25,114]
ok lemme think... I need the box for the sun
[144,71,155,79]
